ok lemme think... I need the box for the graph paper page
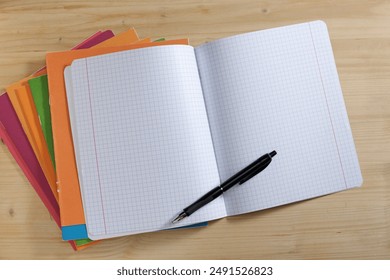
[195,21,362,216]
[68,45,225,239]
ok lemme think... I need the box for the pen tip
[172,212,187,224]
[269,150,277,157]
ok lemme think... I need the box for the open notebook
[65,21,362,240]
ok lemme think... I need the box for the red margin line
[308,23,348,189]
[85,60,107,233]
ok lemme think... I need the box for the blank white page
[195,21,362,216]
[67,45,226,240]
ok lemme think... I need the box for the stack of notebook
[0,21,362,250]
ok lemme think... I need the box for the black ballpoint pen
[172,150,277,223]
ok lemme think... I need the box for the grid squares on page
[69,45,226,239]
[195,21,361,216]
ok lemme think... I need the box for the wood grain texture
[0,0,389,259]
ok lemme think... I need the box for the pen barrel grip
[184,187,223,216]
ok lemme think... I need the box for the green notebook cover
[28,75,55,168]
[74,239,92,246]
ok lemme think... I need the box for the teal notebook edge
[62,224,89,241]
[62,222,209,241]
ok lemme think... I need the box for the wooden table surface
[0,0,389,260]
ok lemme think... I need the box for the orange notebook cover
[47,38,189,240]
